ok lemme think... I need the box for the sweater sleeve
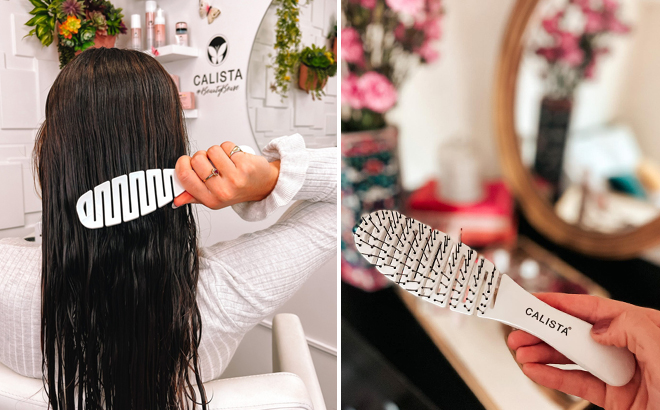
[198,134,337,331]
[231,134,336,221]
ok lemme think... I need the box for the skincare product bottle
[145,1,157,49]
[175,22,188,46]
[130,14,142,50]
[155,8,166,48]
[179,92,195,110]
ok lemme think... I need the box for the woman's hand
[173,141,280,209]
[507,293,660,410]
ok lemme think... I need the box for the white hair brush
[353,210,636,387]
[76,145,256,229]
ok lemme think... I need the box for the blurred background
[340,0,660,409]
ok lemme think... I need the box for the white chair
[0,314,326,410]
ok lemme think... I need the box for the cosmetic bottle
[179,92,195,110]
[130,14,142,50]
[175,22,188,46]
[155,8,166,48]
[145,1,157,49]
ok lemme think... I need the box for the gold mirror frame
[494,0,660,259]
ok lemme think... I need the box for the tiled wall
[247,0,337,149]
[0,0,60,239]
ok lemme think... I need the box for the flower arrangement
[341,0,444,132]
[534,0,630,100]
[26,0,126,68]
[298,44,337,99]
[269,0,303,99]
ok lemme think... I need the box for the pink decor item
[533,0,630,99]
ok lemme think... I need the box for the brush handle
[483,275,636,387]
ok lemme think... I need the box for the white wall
[0,0,337,408]
[387,0,517,190]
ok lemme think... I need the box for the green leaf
[28,0,46,9]
[36,24,47,39]
[42,32,53,46]
[29,7,48,15]
[26,14,49,27]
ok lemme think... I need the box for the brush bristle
[353,210,501,316]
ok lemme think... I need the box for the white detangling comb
[76,169,186,229]
[353,210,636,387]
[76,145,257,229]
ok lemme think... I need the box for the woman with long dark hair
[0,48,336,409]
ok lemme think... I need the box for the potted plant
[532,0,629,193]
[298,44,337,99]
[269,0,302,99]
[26,0,127,68]
[340,0,444,290]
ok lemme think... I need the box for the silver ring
[203,167,219,182]
[229,146,243,157]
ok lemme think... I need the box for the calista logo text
[525,307,571,336]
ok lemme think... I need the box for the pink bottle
[155,8,166,48]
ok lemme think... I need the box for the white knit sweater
[0,134,337,382]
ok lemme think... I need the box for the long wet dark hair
[34,48,208,409]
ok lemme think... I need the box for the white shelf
[145,45,199,63]
[184,109,198,119]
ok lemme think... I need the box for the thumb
[591,310,660,366]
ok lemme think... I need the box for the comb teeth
[353,210,501,316]
[76,169,185,229]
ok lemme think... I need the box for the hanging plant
[298,44,336,100]
[25,0,126,68]
[327,21,337,56]
[269,0,303,99]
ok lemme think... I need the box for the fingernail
[172,202,179,209]
[592,319,611,334]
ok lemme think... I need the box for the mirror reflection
[515,0,660,234]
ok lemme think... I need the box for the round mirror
[246,2,338,150]
[496,0,660,258]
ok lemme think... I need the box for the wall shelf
[184,109,199,119]
[145,45,199,63]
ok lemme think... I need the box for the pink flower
[541,12,562,35]
[358,72,398,113]
[341,27,364,64]
[584,10,605,33]
[603,0,619,12]
[359,0,377,9]
[341,74,364,110]
[426,0,443,17]
[562,46,584,66]
[558,32,584,66]
[349,0,376,8]
[415,40,439,63]
[606,17,630,34]
[536,47,559,62]
[394,22,407,41]
[385,0,425,16]
[423,17,442,40]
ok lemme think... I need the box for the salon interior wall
[0,0,337,407]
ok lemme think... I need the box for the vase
[341,125,401,291]
[74,34,117,56]
[298,64,327,92]
[533,97,573,191]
